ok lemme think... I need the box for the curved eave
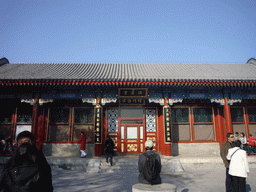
[1,80,256,87]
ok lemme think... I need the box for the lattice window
[74,108,94,124]
[48,107,70,141]
[0,108,13,123]
[231,108,244,122]
[17,106,33,123]
[194,108,212,122]
[248,108,256,122]
[146,109,156,132]
[108,109,118,132]
[171,108,189,123]
[49,108,69,123]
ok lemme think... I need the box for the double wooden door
[120,124,145,153]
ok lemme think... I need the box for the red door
[120,124,145,153]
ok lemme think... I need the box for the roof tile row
[0,63,256,82]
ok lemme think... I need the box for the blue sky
[0,0,255,64]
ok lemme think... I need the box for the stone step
[98,157,184,173]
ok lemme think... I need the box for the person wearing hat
[0,131,53,192]
[138,140,162,185]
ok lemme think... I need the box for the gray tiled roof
[0,63,256,82]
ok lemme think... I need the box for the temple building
[0,58,256,157]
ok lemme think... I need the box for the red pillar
[215,107,225,147]
[102,105,106,154]
[37,108,45,151]
[31,99,39,141]
[224,98,233,134]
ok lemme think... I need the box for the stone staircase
[99,156,139,173]
[3,154,256,174]
[1,155,185,173]
[98,155,184,174]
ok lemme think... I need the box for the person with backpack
[138,140,162,185]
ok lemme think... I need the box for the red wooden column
[37,106,46,151]
[31,99,40,140]
[215,107,225,146]
[224,98,233,134]
[102,105,107,155]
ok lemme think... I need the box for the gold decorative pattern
[127,144,138,152]
[147,137,156,142]
[121,143,124,152]
[141,144,143,152]
[108,133,117,136]
[127,140,137,143]
[164,107,172,143]
[95,107,102,144]
[147,133,155,136]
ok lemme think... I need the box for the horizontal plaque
[120,98,145,105]
[119,88,147,98]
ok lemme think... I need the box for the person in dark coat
[3,138,14,154]
[138,140,162,185]
[0,131,53,192]
[78,132,87,158]
[0,134,5,154]
[104,136,114,166]
[220,132,235,192]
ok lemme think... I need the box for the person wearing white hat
[138,140,162,185]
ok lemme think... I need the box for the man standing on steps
[220,133,235,192]
[104,135,114,166]
[138,140,161,185]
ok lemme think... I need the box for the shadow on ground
[52,169,195,192]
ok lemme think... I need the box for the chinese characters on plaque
[118,88,147,105]
[120,98,145,105]
[95,107,102,143]
[164,107,171,143]
[119,88,147,98]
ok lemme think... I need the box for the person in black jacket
[138,140,162,185]
[104,136,114,166]
[0,131,53,192]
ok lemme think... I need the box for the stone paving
[1,155,256,192]
[51,162,256,192]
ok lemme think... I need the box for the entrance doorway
[107,107,157,154]
[120,124,144,153]
[119,107,145,154]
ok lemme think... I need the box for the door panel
[126,126,138,153]
[127,126,138,139]
[120,125,142,153]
